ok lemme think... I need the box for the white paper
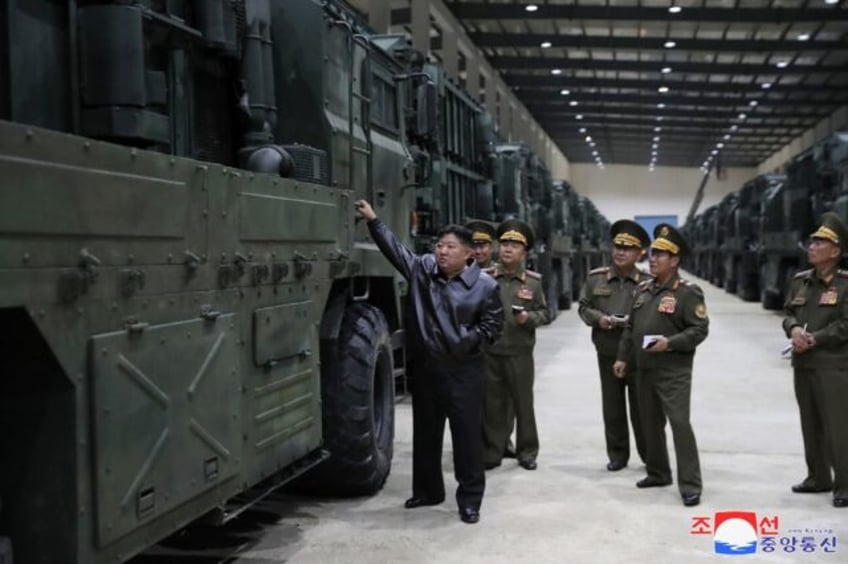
[643,335,662,349]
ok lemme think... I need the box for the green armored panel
[89,314,240,548]
[254,300,313,365]
[0,154,187,239]
[238,189,339,243]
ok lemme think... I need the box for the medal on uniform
[517,287,533,300]
[819,288,838,305]
[593,287,612,296]
[657,294,676,314]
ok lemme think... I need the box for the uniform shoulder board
[837,269,848,279]
[525,269,542,280]
[679,278,691,286]
[637,279,652,290]
[589,266,610,276]
[795,269,813,279]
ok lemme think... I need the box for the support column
[464,48,479,101]
[412,0,431,56]
[441,26,458,80]
[365,0,390,33]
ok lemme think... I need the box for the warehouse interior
[350,0,848,221]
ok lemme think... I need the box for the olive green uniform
[618,273,709,496]
[579,265,650,466]
[483,265,548,465]
[782,268,848,499]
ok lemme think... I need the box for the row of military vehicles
[684,132,848,308]
[0,0,609,562]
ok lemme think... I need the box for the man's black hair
[437,224,474,247]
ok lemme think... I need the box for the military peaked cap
[610,219,650,248]
[465,220,497,244]
[651,223,690,257]
[810,211,848,254]
[497,219,535,249]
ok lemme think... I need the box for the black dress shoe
[485,460,501,470]
[636,477,672,488]
[791,482,832,494]
[404,496,443,509]
[606,460,627,472]
[459,507,480,524]
[834,497,848,508]
[503,445,518,459]
[682,493,701,507]
[518,458,537,470]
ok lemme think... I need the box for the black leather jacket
[368,219,504,366]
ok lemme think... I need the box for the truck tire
[737,262,758,302]
[547,272,559,319]
[760,264,783,310]
[307,303,394,495]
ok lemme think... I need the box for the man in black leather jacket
[355,200,504,524]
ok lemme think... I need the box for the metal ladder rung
[352,92,371,102]
[352,146,372,156]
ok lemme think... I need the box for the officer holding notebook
[614,224,709,507]
[782,212,848,509]
[579,219,651,473]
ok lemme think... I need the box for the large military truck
[720,174,785,301]
[0,0,445,561]
[550,179,577,310]
[402,53,495,252]
[759,133,848,309]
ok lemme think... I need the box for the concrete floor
[139,273,846,563]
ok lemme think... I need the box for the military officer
[466,220,497,269]
[614,224,708,507]
[467,220,519,460]
[782,212,848,508]
[483,219,549,470]
[579,219,651,472]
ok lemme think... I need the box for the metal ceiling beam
[548,123,799,140]
[487,56,844,76]
[526,103,830,121]
[446,3,848,24]
[468,32,847,53]
[554,133,790,147]
[506,75,845,94]
[519,91,848,109]
[540,115,807,135]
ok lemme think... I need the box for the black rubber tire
[737,262,758,302]
[759,264,783,310]
[558,291,572,311]
[546,272,559,320]
[306,302,394,495]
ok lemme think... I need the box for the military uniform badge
[657,294,676,314]
[819,288,838,305]
[517,287,533,300]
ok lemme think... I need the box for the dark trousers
[411,359,486,510]
[638,365,702,496]
[598,354,646,465]
[483,352,539,463]
[794,366,848,497]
